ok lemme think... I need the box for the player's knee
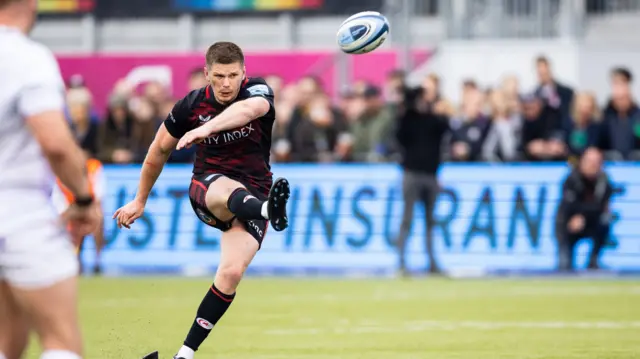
[206,180,245,208]
[216,264,246,292]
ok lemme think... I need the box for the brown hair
[0,0,21,8]
[205,42,244,67]
[535,55,549,66]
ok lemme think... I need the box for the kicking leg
[176,223,259,359]
[0,281,29,359]
[202,176,290,232]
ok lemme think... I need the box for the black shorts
[189,173,269,246]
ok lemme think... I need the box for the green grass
[24,277,640,359]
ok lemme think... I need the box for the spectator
[264,74,283,100]
[534,55,574,126]
[565,91,601,159]
[383,69,406,118]
[449,87,490,162]
[556,148,613,271]
[99,94,135,164]
[130,97,159,162]
[187,67,208,92]
[501,74,522,115]
[272,83,298,163]
[395,73,450,276]
[66,87,100,157]
[285,76,351,162]
[143,80,173,123]
[599,67,640,161]
[483,89,522,162]
[350,85,393,162]
[520,93,567,161]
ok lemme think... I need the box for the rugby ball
[337,11,390,55]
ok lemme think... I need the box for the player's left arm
[204,82,274,134]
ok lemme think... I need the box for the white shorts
[0,191,78,289]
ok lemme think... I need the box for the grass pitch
[24,277,640,359]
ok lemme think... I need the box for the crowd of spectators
[65,56,640,165]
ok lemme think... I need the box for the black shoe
[93,264,102,275]
[141,351,159,359]
[268,177,290,231]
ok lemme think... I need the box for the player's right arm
[114,96,193,229]
[18,46,100,237]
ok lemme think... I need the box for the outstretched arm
[207,97,270,134]
[134,123,178,204]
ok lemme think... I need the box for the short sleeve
[163,96,193,139]
[17,46,65,118]
[244,79,275,109]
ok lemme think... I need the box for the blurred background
[38,0,640,277]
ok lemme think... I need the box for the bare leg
[0,281,29,359]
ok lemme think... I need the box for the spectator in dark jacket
[534,55,574,127]
[520,93,567,161]
[565,91,602,159]
[556,148,613,271]
[598,67,640,160]
[66,87,100,158]
[285,76,351,162]
[98,94,135,164]
[449,88,490,162]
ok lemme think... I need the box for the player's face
[206,62,246,104]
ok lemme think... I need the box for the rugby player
[113,41,290,359]
[0,0,101,358]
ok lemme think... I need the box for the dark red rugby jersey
[164,77,275,195]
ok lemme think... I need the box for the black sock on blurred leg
[227,188,265,220]
[183,283,235,351]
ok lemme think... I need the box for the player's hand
[177,126,212,150]
[62,202,101,238]
[113,199,145,229]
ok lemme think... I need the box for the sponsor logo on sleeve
[247,84,269,97]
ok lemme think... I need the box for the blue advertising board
[88,163,640,276]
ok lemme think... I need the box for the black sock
[227,188,264,220]
[183,283,235,351]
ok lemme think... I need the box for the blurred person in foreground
[284,75,352,162]
[113,42,291,359]
[0,0,101,358]
[534,55,574,126]
[66,87,100,158]
[483,88,522,162]
[520,93,567,161]
[395,73,450,276]
[599,67,640,160]
[556,148,613,271]
[449,85,490,162]
[350,84,394,162]
[565,91,602,161]
[52,154,106,275]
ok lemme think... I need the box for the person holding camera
[556,147,613,271]
[395,74,452,276]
